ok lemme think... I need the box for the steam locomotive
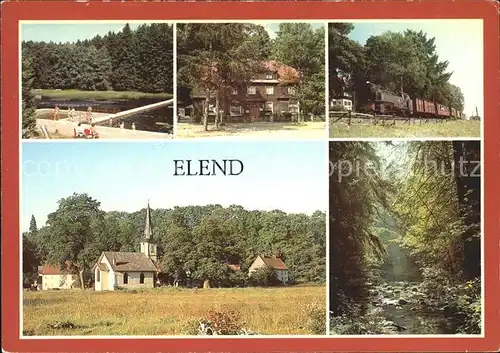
[357,83,466,120]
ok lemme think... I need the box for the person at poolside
[53,105,60,121]
[86,106,94,124]
[132,122,136,130]
[89,123,98,137]
[75,122,85,137]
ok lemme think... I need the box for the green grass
[329,119,481,138]
[35,89,173,100]
[23,285,326,336]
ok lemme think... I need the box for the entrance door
[102,271,109,290]
[250,106,260,122]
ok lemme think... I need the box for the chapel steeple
[140,201,157,262]
[144,200,153,240]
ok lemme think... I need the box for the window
[265,86,274,95]
[140,273,145,284]
[287,87,296,95]
[230,105,243,115]
[231,88,238,95]
[288,102,299,113]
[265,73,273,79]
[247,86,257,95]
[96,270,100,282]
[123,273,128,284]
[265,101,273,113]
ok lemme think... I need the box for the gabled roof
[101,252,157,272]
[39,261,73,275]
[96,263,109,271]
[260,255,288,270]
[261,60,300,84]
[195,60,300,87]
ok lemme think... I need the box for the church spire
[144,200,153,240]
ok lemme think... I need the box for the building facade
[188,60,301,123]
[38,264,77,290]
[248,255,290,284]
[94,202,158,291]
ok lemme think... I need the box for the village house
[37,262,77,290]
[248,255,290,284]
[187,60,301,123]
[93,202,158,291]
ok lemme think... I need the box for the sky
[21,141,327,232]
[347,20,483,118]
[263,22,324,39]
[21,23,143,43]
[21,21,324,43]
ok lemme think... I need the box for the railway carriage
[358,82,462,120]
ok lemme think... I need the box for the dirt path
[177,122,327,139]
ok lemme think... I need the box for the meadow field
[23,285,326,336]
[329,119,481,138]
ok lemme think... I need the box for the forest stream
[368,224,459,335]
[367,280,457,334]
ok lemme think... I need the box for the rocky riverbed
[367,281,458,334]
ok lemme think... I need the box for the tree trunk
[223,88,230,125]
[203,88,210,131]
[79,269,85,290]
[214,92,220,130]
[203,279,211,288]
[452,141,481,280]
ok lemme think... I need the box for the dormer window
[265,73,274,80]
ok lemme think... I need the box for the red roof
[39,261,72,275]
[261,60,300,83]
[227,264,241,271]
[198,60,300,84]
[261,255,288,270]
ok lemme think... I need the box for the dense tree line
[329,141,481,334]
[22,23,173,93]
[23,194,326,288]
[22,48,38,138]
[329,23,465,111]
[177,23,324,130]
[329,142,392,316]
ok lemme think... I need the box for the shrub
[248,267,280,287]
[181,310,252,336]
[302,302,325,334]
[227,271,248,288]
[180,318,201,335]
[450,279,481,334]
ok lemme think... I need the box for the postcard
[1,1,498,353]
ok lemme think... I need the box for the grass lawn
[177,121,327,139]
[36,89,173,100]
[329,119,481,138]
[23,285,326,336]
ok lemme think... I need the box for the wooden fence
[329,110,445,125]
